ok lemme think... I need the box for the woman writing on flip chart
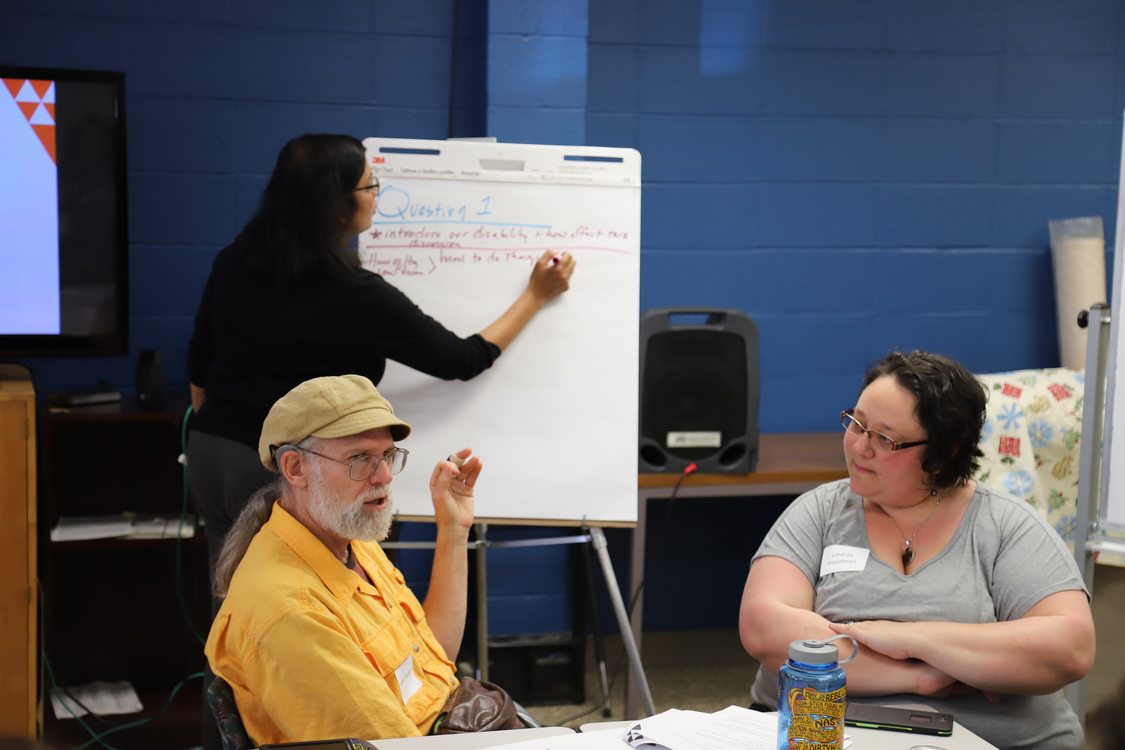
[186,133,575,573]
[739,350,1094,750]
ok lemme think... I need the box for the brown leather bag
[431,678,523,734]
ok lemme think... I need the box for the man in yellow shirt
[205,374,477,745]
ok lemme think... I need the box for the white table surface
[371,726,575,750]
[363,714,998,750]
[580,718,997,750]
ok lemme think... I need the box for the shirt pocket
[361,613,447,725]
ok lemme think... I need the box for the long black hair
[236,134,366,284]
[863,350,987,489]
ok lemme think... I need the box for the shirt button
[413,644,420,653]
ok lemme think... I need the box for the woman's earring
[930,477,938,497]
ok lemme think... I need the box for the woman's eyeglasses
[840,409,928,453]
[353,177,380,195]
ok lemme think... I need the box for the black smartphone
[259,740,374,750]
[844,704,954,736]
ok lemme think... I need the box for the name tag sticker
[819,545,870,576]
[395,654,424,704]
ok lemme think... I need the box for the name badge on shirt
[395,654,424,705]
[819,545,870,576]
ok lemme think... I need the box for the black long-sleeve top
[187,241,501,449]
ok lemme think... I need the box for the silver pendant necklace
[883,496,943,568]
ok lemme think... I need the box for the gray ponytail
[212,478,283,598]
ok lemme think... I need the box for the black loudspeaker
[135,348,165,411]
[639,309,760,473]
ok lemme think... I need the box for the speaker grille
[641,330,747,460]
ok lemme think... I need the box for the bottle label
[784,685,845,749]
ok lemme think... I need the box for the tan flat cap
[258,374,411,471]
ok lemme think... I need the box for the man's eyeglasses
[354,177,380,195]
[840,409,928,453]
[291,445,408,481]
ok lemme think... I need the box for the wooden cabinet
[0,366,37,737]
[37,399,211,749]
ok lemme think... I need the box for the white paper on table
[623,707,776,750]
[487,728,630,750]
[49,681,143,719]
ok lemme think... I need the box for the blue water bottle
[776,634,858,750]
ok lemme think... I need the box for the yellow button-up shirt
[205,502,458,745]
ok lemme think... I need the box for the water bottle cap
[787,634,859,665]
[788,639,839,664]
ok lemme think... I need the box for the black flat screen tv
[0,65,127,356]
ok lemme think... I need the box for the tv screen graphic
[0,66,127,356]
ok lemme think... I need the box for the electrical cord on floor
[38,577,204,750]
[73,671,205,750]
[552,463,699,726]
[177,403,206,646]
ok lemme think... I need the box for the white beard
[306,462,395,542]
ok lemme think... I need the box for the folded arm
[829,590,1095,695]
[739,556,967,698]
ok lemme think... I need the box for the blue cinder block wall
[582,0,1122,434]
[4,1,1124,635]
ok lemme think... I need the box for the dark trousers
[187,430,274,750]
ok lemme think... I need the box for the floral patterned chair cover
[975,368,1083,544]
[975,368,1123,567]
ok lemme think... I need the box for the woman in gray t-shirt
[739,351,1094,750]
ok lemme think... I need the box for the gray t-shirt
[749,479,1087,750]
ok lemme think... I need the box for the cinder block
[486,106,586,145]
[1003,0,1120,54]
[875,186,994,247]
[762,0,884,51]
[587,44,639,113]
[877,119,997,182]
[639,47,761,115]
[489,0,587,36]
[130,245,219,317]
[488,35,587,107]
[1000,56,1118,118]
[130,173,240,246]
[997,121,1117,184]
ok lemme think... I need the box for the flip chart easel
[360,137,639,525]
[1071,115,1125,718]
[360,138,652,714]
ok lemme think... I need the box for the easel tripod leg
[581,531,612,716]
[474,523,489,681]
[590,527,655,716]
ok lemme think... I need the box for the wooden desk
[626,432,847,717]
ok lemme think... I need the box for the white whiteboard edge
[1097,110,1125,529]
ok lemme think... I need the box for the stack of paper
[49,680,143,719]
[624,706,778,750]
[51,513,195,541]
